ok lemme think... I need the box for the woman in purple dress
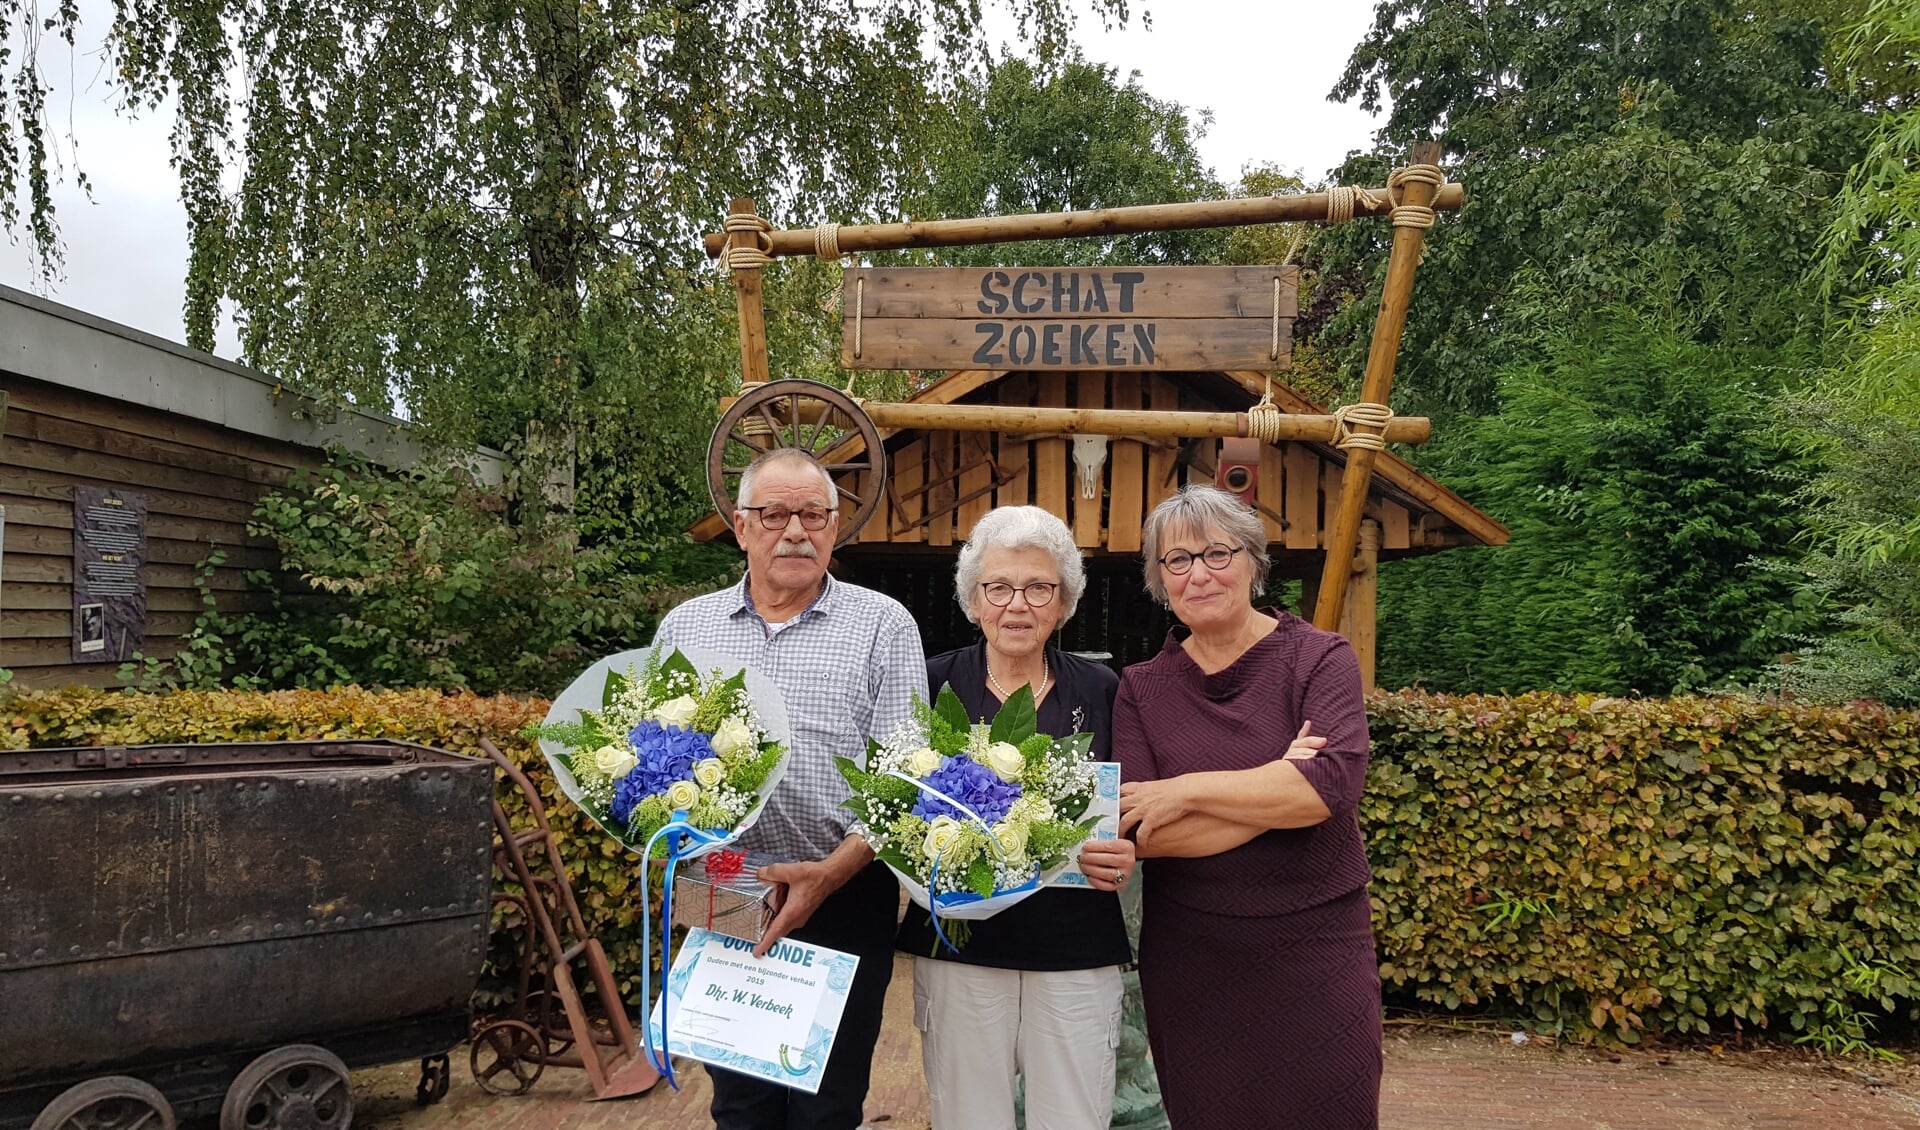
[1114,484,1382,1128]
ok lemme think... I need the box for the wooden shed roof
[689,368,1507,558]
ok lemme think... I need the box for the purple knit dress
[1113,610,1382,1128]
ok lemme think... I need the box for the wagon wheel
[29,1076,175,1130]
[218,1044,352,1130]
[470,1019,546,1096]
[707,379,886,547]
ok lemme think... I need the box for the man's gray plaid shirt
[652,573,927,862]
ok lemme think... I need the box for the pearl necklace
[987,653,1050,701]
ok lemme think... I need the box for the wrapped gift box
[671,851,776,944]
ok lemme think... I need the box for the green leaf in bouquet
[869,772,919,810]
[656,648,700,693]
[989,685,1037,745]
[602,668,633,710]
[877,844,922,880]
[725,743,783,794]
[1054,730,1095,760]
[834,755,873,792]
[965,855,997,898]
[843,794,872,822]
[1018,732,1054,769]
[934,684,972,734]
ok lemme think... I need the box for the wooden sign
[840,265,1297,371]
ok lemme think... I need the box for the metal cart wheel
[706,378,886,546]
[218,1044,352,1130]
[470,1019,547,1096]
[525,987,576,1054]
[30,1076,175,1130]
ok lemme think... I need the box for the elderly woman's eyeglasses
[980,581,1058,608]
[741,505,835,531]
[1157,543,1242,575]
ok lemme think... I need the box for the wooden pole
[1341,519,1380,689]
[1314,142,1445,632]
[727,198,772,387]
[704,183,1465,260]
[717,397,1432,444]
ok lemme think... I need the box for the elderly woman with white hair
[1114,484,1381,1128]
[897,504,1138,1130]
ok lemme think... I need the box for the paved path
[348,956,1920,1129]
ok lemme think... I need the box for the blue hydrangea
[912,754,1019,826]
[609,721,715,824]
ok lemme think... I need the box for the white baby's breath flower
[692,758,726,788]
[665,779,701,810]
[980,741,1025,783]
[906,747,943,777]
[710,717,756,757]
[591,744,637,779]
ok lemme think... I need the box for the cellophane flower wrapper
[532,645,790,861]
[835,684,1099,924]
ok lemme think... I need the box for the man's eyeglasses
[741,505,835,532]
[980,581,1059,608]
[1157,543,1242,575]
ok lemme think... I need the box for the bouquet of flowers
[836,684,1099,942]
[532,646,790,859]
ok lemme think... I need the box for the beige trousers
[912,957,1124,1130]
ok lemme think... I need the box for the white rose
[923,816,963,859]
[710,717,756,757]
[665,779,701,811]
[692,758,726,789]
[651,695,699,729]
[980,741,1025,783]
[906,747,943,778]
[990,821,1028,857]
[591,744,637,779]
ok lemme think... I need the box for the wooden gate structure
[688,144,1507,684]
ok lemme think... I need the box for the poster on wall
[71,487,147,664]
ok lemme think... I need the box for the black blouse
[894,642,1134,970]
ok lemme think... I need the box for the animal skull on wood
[1072,435,1110,500]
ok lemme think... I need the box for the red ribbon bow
[704,849,747,929]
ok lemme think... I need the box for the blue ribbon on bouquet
[881,770,1039,953]
[638,813,735,1092]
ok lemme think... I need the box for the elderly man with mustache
[652,447,928,1130]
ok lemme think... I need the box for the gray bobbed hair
[953,505,1086,625]
[1140,484,1271,607]
[736,447,837,510]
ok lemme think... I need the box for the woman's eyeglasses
[741,505,835,531]
[1157,543,1242,575]
[980,581,1059,608]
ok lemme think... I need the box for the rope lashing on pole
[1246,374,1284,443]
[1332,402,1395,452]
[721,212,775,272]
[1385,163,1446,230]
[814,221,841,261]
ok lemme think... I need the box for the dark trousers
[709,860,899,1130]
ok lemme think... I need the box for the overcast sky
[0,2,1384,360]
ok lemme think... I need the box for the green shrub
[1368,690,1920,1043]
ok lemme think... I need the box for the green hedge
[1367,690,1920,1042]
[7,686,1917,1043]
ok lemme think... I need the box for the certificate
[647,928,859,1093]
[1049,761,1120,889]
